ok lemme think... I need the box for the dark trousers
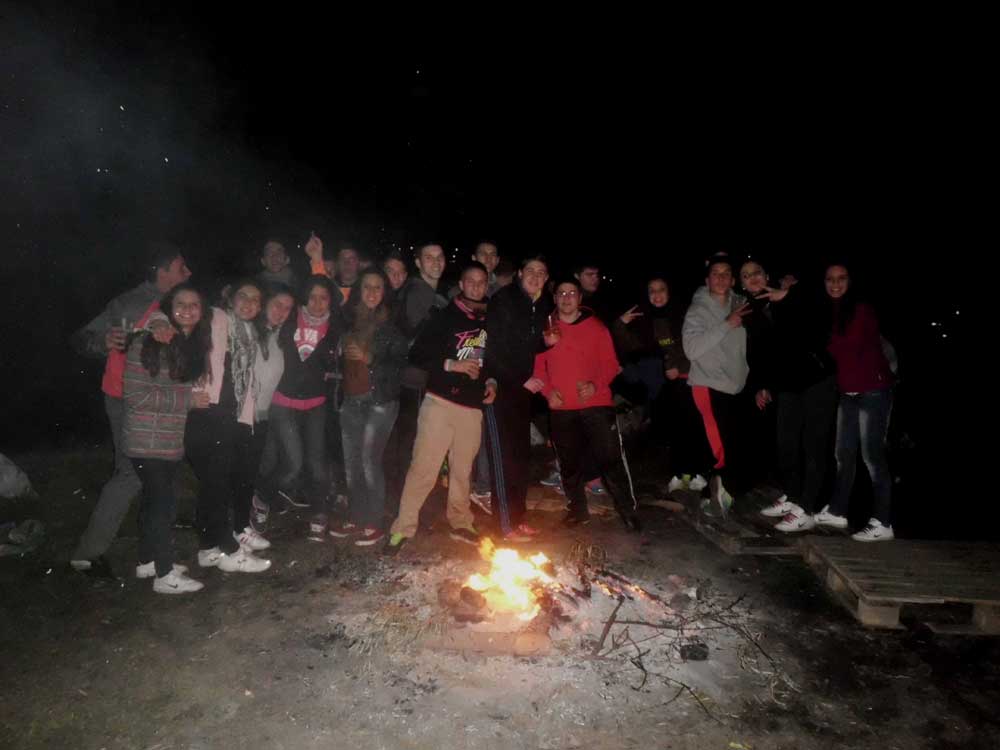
[691,386,738,487]
[550,406,637,519]
[232,422,268,532]
[775,376,838,513]
[487,386,532,531]
[734,387,777,491]
[185,408,239,553]
[132,457,180,578]
[656,379,709,476]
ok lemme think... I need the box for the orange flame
[465,538,555,620]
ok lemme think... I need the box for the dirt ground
[2,446,999,750]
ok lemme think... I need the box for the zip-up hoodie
[409,298,488,410]
[682,287,748,395]
[532,311,620,410]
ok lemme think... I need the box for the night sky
[0,5,976,476]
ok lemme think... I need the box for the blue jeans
[340,394,399,527]
[829,389,893,525]
[270,403,329,511]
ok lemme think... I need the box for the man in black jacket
[384,264,496,555]
[484,256,553,542]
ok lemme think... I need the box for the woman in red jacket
[818,264,896,541]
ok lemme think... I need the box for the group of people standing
[67,238,896,595]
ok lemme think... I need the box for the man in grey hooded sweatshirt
[682,253,750,514]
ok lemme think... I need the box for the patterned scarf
[227,311,259,417]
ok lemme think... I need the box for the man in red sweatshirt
[531,278,641,531]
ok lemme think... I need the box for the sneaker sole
[853,534,894,542]
[354,537,384,547]
[218,562,272,573]
[816,519,849,529]
[448,532,480,546]
[153,583,203,594]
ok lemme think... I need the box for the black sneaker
[448,527,481,546]
[383,532,408,557]
[562,512,591,528]
[69,555,118,580]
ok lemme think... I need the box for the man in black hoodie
[384,264,496,555]
[484,256,553,542]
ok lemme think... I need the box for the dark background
[0,5,980,533]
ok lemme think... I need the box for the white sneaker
[688,474,708,492]
[217,548,272,573]
[760,494,795,518]
[709,476,733,516]
[666,476,685,494]
[852,519,894,542]
[775,508,816,533]
[814,505,848,529]
[234,526,271,551]
[136,561,189,579]
[197,547,224,567]
[152,569,204,594]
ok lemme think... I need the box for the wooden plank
[684,514,800,557]
[803,538,1000,558]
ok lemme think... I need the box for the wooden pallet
[801,537,1000,634]
[685,508,801,556]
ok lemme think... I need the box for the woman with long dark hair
[817,263,896,541]
[269,275,343,540]
[327,269,407,545]
[125,283,212,593]
[221,279,285,553]
[249,284,296,530]
[750,266,839,533]
[184,279,272,573]
[612,275,704,493]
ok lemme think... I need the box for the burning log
[437,579,489,623]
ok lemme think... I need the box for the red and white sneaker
[775,509,816,533]
[234,526,271,551]
[760,494,795,518]
[503,523,541,543]
[354,527,385,547]
[328,521,359,539]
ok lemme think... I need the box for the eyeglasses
[556,290,579,297]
